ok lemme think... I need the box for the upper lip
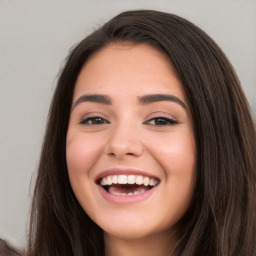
[95,167,160,184]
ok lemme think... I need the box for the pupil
[156,118,167,125]
[93,118,103,124]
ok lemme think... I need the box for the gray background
[0,0,255,250]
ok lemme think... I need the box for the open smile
[100,174,159,196]
[96,171,160,203]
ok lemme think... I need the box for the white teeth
[99,174,159,187]
[136,175,143,185]
[106,176,112,185]
[118,175,127,184]
[112,175,118,184]
[143,177,149,186]
[128,175,135,184]
[101,177,107,186]
[149,178,158,186]
[108,187,147,196]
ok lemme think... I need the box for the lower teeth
[108,187,146,196]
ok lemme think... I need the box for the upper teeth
[100,175,158,187]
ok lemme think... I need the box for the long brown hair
[27,10,256,256]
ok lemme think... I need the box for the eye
[80,116,110,125]
[144,117,178,126]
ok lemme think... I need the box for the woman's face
[66,43,196,240]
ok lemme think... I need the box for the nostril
[104,133,143,158]
[106,151,138,158]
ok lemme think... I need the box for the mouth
[97,174,159,196]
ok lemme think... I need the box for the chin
[103,225,157,240]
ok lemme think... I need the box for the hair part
[27,10,256,256]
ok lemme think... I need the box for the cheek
[66,133,103,214]
[148,131,196,173]
[147,132,196,219]
[66,133,102,181]
[160,134,196,200]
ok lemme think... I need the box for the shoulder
[0,239,22,256]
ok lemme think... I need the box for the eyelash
[80,116,110,125]
[80,116,178,126]
[144,117,178,126]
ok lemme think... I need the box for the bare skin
[66,43,196,255]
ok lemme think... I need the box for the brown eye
[80,116,110,125]
[145,117,178,126]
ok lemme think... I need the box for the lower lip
[97,184,159,204]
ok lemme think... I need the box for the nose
[104,123,143,159]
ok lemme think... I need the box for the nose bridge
[105,118,143,158]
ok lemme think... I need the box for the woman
[27,10,256,256]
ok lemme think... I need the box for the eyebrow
[71,93,187,111]
[138,94,187,109]
[71,94,112,111]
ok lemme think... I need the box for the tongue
[107,184,150,196]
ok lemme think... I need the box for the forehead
[73,42,185,100]
[82,42,174,77]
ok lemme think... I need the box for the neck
[104,230,176,256]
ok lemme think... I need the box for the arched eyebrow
[138,94,187,109]
[71,93,187,111]
[71,94,112,111]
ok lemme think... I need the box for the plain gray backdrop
[0,0,255,249]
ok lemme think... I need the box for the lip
[95,167,160,204]
[97,183,159,204]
